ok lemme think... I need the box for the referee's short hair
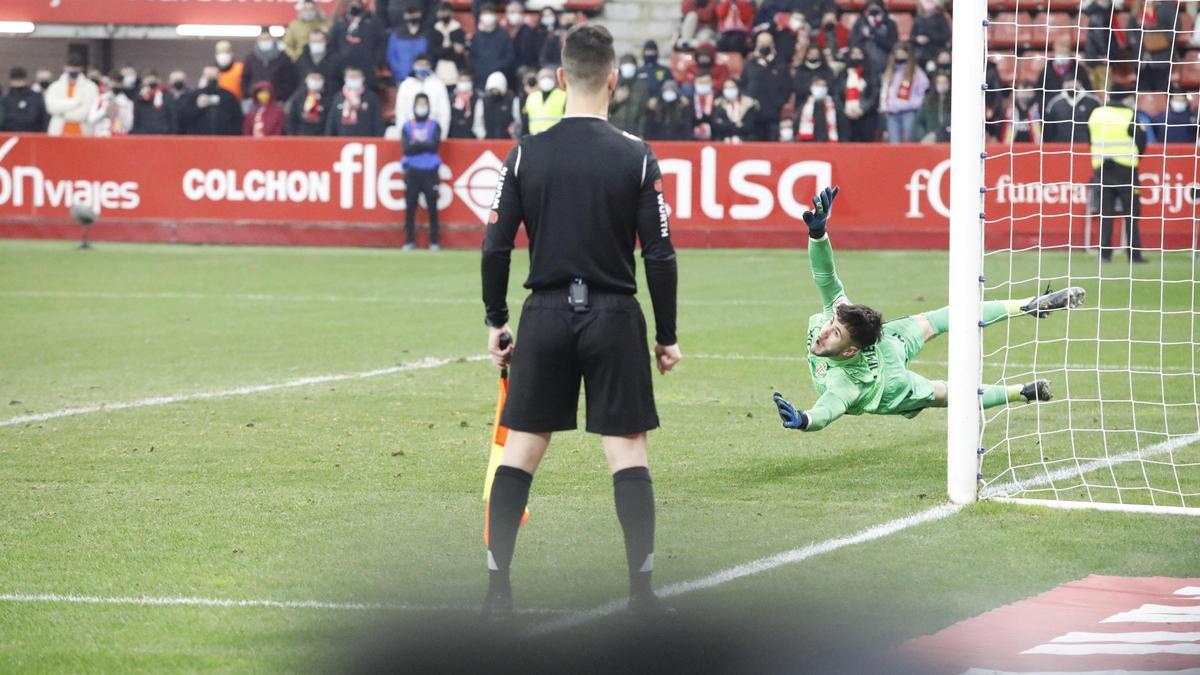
[562,24,615,92]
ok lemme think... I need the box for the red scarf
[846,67,865,102]
[302,91,323,123]
[798,96,839,141]
[141,85,164,110]
[341,86,362,125]
[453,89,473,117]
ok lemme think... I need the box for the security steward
[1088,83,1148,263]
[480,23,681,617]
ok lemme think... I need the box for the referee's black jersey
[481,116,678,345]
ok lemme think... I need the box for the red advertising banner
[0,0,337,26]
[0,133,1195,249]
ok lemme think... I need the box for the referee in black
[480,23,681,617]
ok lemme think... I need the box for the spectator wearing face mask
[177,66,244,135]
[849,0,897,73]
[243,29,300,102]
[881,42,928,143]
[285,1,330,61]
[214,40,245,100]
[679,0,719,52]
[814,11,850,62]
[448,69,478,138]
[327,67,384,136]
[297,29,346,96]
[1150,91,1198,144]
[715,0,754,54]
[691,72,718,140]
[743,32,792,141]
[836,45,880,142]
[116,66,140,99]
[400,92,443,251]
[330,0,388,90]
[910,0,949,72]
[712,78,761,142]
[610,54,650,137]
[645,81,694,141]
[470,4,516,90]
[507,2,539,71]
[794,76,841,142]
[683,43,729,90]
[430,3,469,83]
[286,72,331,136]
[794,46,834,111]
[523,66,565,135]
[927,49,951,79]
[769,11,810,69]
[1004,81,1042,143]
[1131,0,1180,92]
[1,68,49,132]
[45,55,99,136]
[378,0,436,32]
[131,71,175,135]
[473,71,520,139]
[1043,78,1100,144]
[637,41,673,96]
[534,8,563,69]
[87,71,135,137]
[397,54,451,140]
[387,7,431,83]
[1038,36,1093,102]
[167,71,191,102]
[33,69,54,96]
[243,81,286,137]
[914,72,950,143]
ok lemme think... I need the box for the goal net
[949,0,1200,514]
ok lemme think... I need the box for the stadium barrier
[0,134,1195,249]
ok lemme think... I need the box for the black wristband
[808,228,826,240]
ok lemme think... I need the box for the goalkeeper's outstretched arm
[803,186,848,314]
[773,390,850,432]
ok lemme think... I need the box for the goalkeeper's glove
[801,185,840,239]
[773,392,809,430]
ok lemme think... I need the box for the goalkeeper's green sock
[981,384,1023,409]
[925,300,1023,337]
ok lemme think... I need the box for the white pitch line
[0,593,569,615]
[981,431,1200,498]
[0,355,482,428]
[525,502,966,636]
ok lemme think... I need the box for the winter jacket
[44,74,99,136]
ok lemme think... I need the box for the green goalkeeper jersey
[802,236,936,431]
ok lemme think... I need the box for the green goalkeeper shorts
[876,318,939,419]
[883,317,927,364]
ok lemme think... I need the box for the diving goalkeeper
[773,186,1085,432]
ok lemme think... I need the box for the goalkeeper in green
[773,186,1086,432]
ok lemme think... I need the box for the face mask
[723,88,738,101]
[620,64,636,79]
[144,80,158,89]
[348,5,363,16]
[1171,100,1189,114]
[695,83,712,96]
[507,12,523,24]
[172,81,186,91]
[780,125,793,140]
[307,79,324,91]
[644,52,658,64]
[824,20,836,28]
[300,9,317,21]
[539,77,555,92]
[310,42,326,56]
[789,17,803,31]
[936,82,949,94]
[406,18,421,27]
[849,56,865,66]
[202,78,219,90]
[415,105,429,117]
[894,55,908,65]
[1017,95,1034,106]
[869,8,882,17]
[921,0,937,12]
[759,47,772,58]
[123,75,137,88]
[257,41,275,53]
[662,90,678,103]
[438,13,452,22]
[480,13,497,28]
[216,53,233,67]
[806,58,821,68]
[415,68,431,79]
[811,85,828,99]
[697,58,712,67]
[345,77,364,91]
[257,91,271,104]
[1055,55,1070,66]
[541,16,555,27]
[67,71,81,80]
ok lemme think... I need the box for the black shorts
[500,290,659,436]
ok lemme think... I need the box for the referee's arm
[481,144,523,368]
[636,147,682,374]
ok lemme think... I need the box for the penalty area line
[0,593,570,615]
[0,355,485,428]
[525,501,966,636]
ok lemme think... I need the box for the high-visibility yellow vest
[524,89,566,134]
[1088,105,1138,169]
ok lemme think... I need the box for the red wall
[0,134,1195,249]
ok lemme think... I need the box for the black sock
[613,466,655,599]
[486,465,532,597]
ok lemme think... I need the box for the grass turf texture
[0,240,1197,672]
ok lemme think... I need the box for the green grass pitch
[0,240,1197,671]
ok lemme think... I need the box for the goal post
[950,0,1200,514]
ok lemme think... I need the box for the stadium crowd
[1,0,1198,143]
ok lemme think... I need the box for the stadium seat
[1137,92,1168,117]
[670,51,694,82]
[992,54,1018,87]
[893,11,913,41]
[1046,12,1078,46]
[1017,13,1049,51]
[1018,53,1046,85]
[717,51,744,79]
[456,11,475,34]
[1173,57,1200,88]
[989,12,1019,49]
[448,0,604,10]
[1176,11,1195,48]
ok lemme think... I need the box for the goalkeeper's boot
[1020,379,1052,403]
[626,592,678,620]
[480,588,513,620]
[1021,286,1086,319]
